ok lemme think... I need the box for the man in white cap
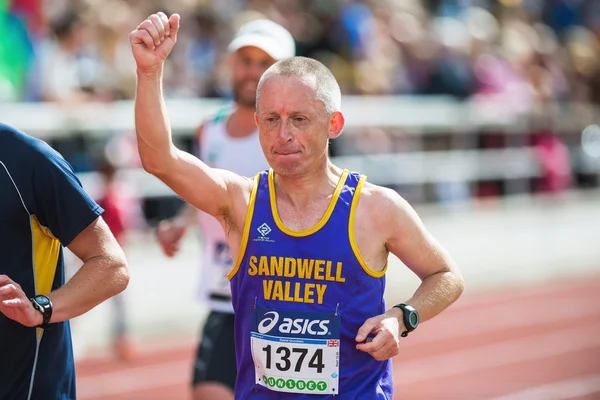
[155,18,295,400]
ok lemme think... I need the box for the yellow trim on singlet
[31,215,61,338]
[31,215,61,295]
[227,174,260,280]
[268,169,349,237]
[349,175,388,278]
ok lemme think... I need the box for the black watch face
[36,296,49,306]
[409,312,419,327]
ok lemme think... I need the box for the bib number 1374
[262,345,325,373]
[251,308,341,394]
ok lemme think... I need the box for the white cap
[228,19,295,61]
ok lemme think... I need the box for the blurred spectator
[1,0,598,212]
[0,0,595,104]
[29,8,112,103]
[96,157,140,361]
[531,128,573,194]
[0,0,35,101]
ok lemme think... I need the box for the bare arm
[50,217,129,322]
[0,217,128,327]
[131,12,248,218]
[356,187,464,360]
[383,191,464,322]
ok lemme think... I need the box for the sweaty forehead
[258,74,321,112]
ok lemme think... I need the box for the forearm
[401,270,464,323]
[135,67,175,174]
[47,253,129,323]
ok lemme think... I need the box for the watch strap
[30,295,53,329]
[393,303,417,337]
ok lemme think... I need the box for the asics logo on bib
[257,311,330,336]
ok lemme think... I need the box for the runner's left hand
[355,308,404,361]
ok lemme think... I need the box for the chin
[271,160,305,178]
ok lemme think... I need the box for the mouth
[274,150,300,156]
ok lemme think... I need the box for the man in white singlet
[155,19,295,400]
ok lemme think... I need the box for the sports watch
[30,295,53,329]
[393,303,419,337]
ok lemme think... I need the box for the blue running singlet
[229,169,393,399]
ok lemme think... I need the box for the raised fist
[129,12,180,74]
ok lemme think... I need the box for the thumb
[169,14,181,42]
[356,316,382,342]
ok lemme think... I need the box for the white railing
[4,96,596,137]
[1,97,597,199]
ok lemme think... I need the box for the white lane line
[488,374,600,400]
[445,280,599,312]
[395,322,600,386]
[77,324,600,397]
[410,298,600,345]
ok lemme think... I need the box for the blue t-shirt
[0,123,103,399]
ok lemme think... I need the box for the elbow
[453,272,465,300]
[108,255,130,297]
[116,262,130,295]
[141,157,164,177]
[139,143,177,177]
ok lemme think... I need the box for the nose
[277,119,293,145]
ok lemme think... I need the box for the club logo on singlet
[254,222,275,243]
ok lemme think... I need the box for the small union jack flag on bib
[327,340,340,347]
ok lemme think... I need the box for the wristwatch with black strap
[393,303,419,337]
[30,295,53,329]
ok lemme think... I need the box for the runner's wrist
[388,307,406,330]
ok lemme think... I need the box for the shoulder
[0,124,62,172]
[209,105,233,124]
[357,180,408,214]
[0,123,36,155]
[355,179,418,234]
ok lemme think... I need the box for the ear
[254,112,259,127]
[327,111,345,140]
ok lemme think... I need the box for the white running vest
[196,108,269,313]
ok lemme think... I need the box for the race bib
[251,307,340,395]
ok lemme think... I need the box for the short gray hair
[256,56,342,114]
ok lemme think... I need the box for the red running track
[75,276,600,399]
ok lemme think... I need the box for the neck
[273,159,343,209]
[226,104,257,138]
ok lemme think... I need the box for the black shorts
[192,310,237,390]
